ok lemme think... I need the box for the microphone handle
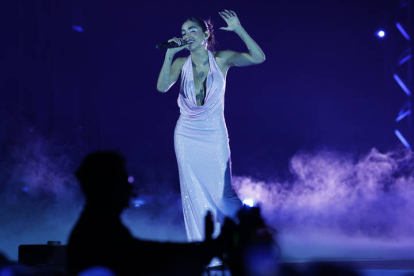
[156,39,187,50]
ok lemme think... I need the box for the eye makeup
[182,26,198,35]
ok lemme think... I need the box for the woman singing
[157,10,265,243]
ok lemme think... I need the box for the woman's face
[181,21,208,50]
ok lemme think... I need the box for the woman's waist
[175,114,228,135]
[177,112,225,124]
[178,107,225,120]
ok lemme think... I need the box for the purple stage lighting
[393,74,411,96]
[0,267,14,276]
[128,176,134,183]
[396,109,411,122]
[398,54,411,66]
[77,266,116,276]
[377,30,385,38]
[72,25,84,32]
[132,199,145,208]
[395,129,411,149]
[396,22,410,40]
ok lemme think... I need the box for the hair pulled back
[185,17,216,51]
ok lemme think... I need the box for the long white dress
[174,50,242,242]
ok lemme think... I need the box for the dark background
[1,0,404,183]
[1,0,414,261]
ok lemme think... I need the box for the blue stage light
[398,54,411,66]
[0,267,14,276]
[396,109,411,122]
[131,199,145,208]
[377,30,385,38]
[243,199,254,207]
[72,25,84,33]
[396,22,410,40]
[395,129,411,149]
[128,176,134,183]
[393,74,411,96]
[78,266,116,276]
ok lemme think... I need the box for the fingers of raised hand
[219,11,230,20]
[218,13,227,20]
[223,10,234,17]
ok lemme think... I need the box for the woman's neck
[190,47,209,65]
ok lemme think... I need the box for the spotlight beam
[398,54,411,66]
[396,22,411,40]
[395,130,411,149]
[396,109,411,122]
[393,74,411,96]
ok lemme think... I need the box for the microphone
[156,39,187,49]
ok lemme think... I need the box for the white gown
[174,50,242,242]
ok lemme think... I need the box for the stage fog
[2,0,414,265]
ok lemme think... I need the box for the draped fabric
[174,51,241,242]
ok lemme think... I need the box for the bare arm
[219,10,265,67]
[156,53,184,92]
[156,39,187,93]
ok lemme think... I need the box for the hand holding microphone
[156,37,188,53]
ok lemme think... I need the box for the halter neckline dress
[174,50,242,242]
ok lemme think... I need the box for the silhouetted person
[225,206,279,276]
[67,151,226,276]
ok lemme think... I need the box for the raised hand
[219,10,242,32]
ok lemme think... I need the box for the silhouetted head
[75,151,132,211]
[181,17,215,51]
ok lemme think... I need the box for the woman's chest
[190,58,226,90]
[192,65,209,91]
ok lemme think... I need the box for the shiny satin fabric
[174,50,242,242]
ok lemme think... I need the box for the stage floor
[204,260,414,276]
[12,259,414,276]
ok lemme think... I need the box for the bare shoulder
[212,50,235,70]
[213,50,236,60]
[214,50,264,67]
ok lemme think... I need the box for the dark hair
[185,17,216,51]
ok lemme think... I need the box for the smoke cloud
[234,148,414,237]
[1,127,414,261]
[233,148,414,260]
[0,126,186,261]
